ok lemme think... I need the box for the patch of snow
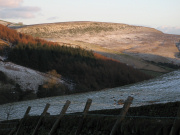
[0,70,180,121]
[0,61,63,92]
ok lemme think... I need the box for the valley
[0,21,180,135]
[0,23,151,104]
[0,21,179,109]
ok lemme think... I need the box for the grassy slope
[17,21,180,76]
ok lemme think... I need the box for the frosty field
[0,70,180,121]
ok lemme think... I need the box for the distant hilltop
[17,21,163,38]
[0,20,23,27]
[0,20,11,26]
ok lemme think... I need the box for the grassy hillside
[17,21,162,38]
[17,21,180,74]
[0,20,11,26]
[0,24,152,94]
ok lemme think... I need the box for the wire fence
[0,98,179,128]
[0,100,179,121]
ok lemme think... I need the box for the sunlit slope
[0,69,179,120]
[17,22,180,73]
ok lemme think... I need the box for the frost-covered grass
[0,61,63,92]
[0,70,180,121]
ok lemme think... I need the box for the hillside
[0,69,179,120]
[17,21,180,74]
[0,63,66,104]
[0,20,11,26]
[0,61,63,91]
[0,20,24,28]
[0,24,151,96]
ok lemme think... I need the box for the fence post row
[49,100,71,135]
[170,104,180,135]
[5,97,134,135]
[32,103,50,135]
[110,96,134,135]
[8,106,31,135]
[75,98,92,135]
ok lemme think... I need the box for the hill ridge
[17,21,163,38]
[17,21,180,73]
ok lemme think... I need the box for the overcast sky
[0,0,180,34]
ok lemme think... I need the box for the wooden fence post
[110,96,133,135]
[170,105,180,135]
[32,103,50,135]
[15,106,31,135]
[9,106,31,135]
[75,98,92,135]
[48,100,71,135]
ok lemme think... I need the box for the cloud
[0,6,41,19]
[0,0,41,19]
[47,17,59,20]
[0,0,23,8]
[157,26,180,35]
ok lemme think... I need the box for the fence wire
[0,99,179,123]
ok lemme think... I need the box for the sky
[0,0,180,34]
